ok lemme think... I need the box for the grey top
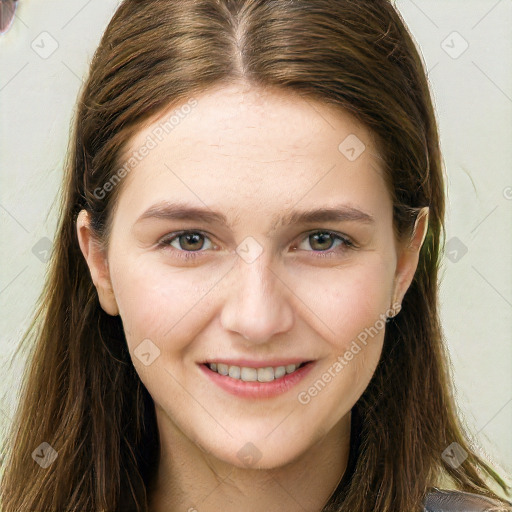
[424,487,512,511]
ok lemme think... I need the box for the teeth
[217,363,229,375]
[207,362,304,382]
[274,366,286,379]
[241,367,258,381]
[228,366,241,379]
[257,367,274,382]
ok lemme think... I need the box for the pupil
[181,233,203,251]
[311,232,332,251]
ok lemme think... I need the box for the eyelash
[157,230,356,261]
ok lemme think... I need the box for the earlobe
[76,210,119,316]
[391,206,430,308]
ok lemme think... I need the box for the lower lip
[199,361,316,399]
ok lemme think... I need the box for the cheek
[111,246,395,359]
[110,255,222,350]
[293,260,393,416]
[291,257,394,348]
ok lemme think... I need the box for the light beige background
[1,0,511,481]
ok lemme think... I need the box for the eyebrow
[134,200,375,230]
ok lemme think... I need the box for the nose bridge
[220,250,294,344]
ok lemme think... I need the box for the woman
[0,0,510,510]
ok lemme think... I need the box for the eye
[157,229,356,262]
[158,231,215,260]
[293,230,355,258]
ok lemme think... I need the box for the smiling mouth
[204,361,311,382]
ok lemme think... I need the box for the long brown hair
[1,0,510,510]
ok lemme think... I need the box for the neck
[148,409,352,512]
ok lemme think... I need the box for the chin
[200,435,308,471]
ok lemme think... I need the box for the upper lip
[200,358,313,368]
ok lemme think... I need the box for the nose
[220,254,294,345]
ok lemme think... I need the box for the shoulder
[423,487,512,511]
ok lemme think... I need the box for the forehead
[150,83,377,153]
[113,82,389,223]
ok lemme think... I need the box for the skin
[77,81,428,512]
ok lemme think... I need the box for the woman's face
[78,82,424,469]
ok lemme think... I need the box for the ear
[390,207,429,309]
[76,209,119,316]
